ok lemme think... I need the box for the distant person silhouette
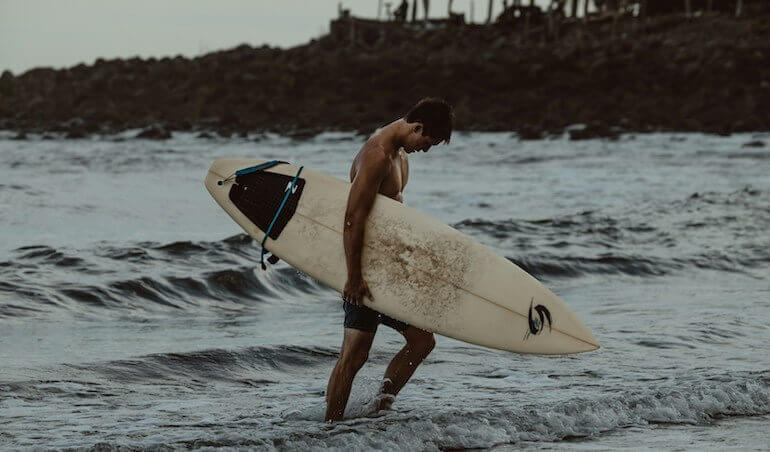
[394,0,408,22]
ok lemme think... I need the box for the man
[325,98,453,422]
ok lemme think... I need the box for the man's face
[405,124,441,153]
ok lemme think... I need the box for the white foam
[278,376,770,450]
[283,376,391,422]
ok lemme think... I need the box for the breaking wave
[0,235,331,319]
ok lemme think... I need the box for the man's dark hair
[405,98,453,144]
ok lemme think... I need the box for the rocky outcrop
[1,13,769,138]
[136,124,172,139]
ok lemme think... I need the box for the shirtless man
[325,98,453,422]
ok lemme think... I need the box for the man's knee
[421,333,436,356]
[406,330,435,358]
[337,328,375,374]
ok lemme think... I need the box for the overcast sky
[1,0,553,75]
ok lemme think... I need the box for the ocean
[1,130,768,450]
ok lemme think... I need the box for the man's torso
[344,135,411,333]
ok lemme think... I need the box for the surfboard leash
[217,160,286,185]
[218,159,303,270]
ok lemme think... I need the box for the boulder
[136,124,171,139]
[568,122,620,140]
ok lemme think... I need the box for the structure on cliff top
[330,0,764,47]
[333,0,759,29]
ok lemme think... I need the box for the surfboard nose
[205,158,270,197]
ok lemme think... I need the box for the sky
[0,0,554,75]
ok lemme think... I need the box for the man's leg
[325,327,375,422]
[379,326,435,410]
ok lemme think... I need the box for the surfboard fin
[260,251,280,270]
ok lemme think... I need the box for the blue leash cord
[236,160,283,176]
[259,165,304,270]
[218,160,285,185]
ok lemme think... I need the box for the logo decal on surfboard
[525,297,552,339]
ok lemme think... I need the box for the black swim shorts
[343,301,409,333]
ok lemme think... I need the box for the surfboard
[205,158,599,354]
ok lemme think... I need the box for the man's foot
[376,392,396,411]
[376,378,396,411]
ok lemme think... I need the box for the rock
[12,131,27,140]
[65,129,86,139]
[136,125,171,139]
[251,132,268,142]
[60,117,91,139]
[568,122,620,140]
[287,127,322,140]
[741,140,765,148]
[172,120,192,131]
[517,124,545,140]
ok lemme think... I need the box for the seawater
[0,131,768,450]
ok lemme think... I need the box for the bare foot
[377,392,395,411]
[374,378,396,412]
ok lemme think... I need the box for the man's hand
[343,276,374,306]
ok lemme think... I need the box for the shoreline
[2,128,767,148]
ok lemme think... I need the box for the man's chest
[380,154,409,198]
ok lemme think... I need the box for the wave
[456,186,770,279]
[0,344,343,403]
[72,344,341,387]
[508,249,770,279]
[0,234,331,319]
[1,187,767,318]
[15,370,764,450]
[278,372,770,450]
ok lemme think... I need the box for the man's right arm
[342,150,389,305]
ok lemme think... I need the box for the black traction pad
[228,169,305,240]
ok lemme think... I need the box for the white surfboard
[205,158,599,354]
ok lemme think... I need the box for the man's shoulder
[355,141,392,178]
[360,140,391,164]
